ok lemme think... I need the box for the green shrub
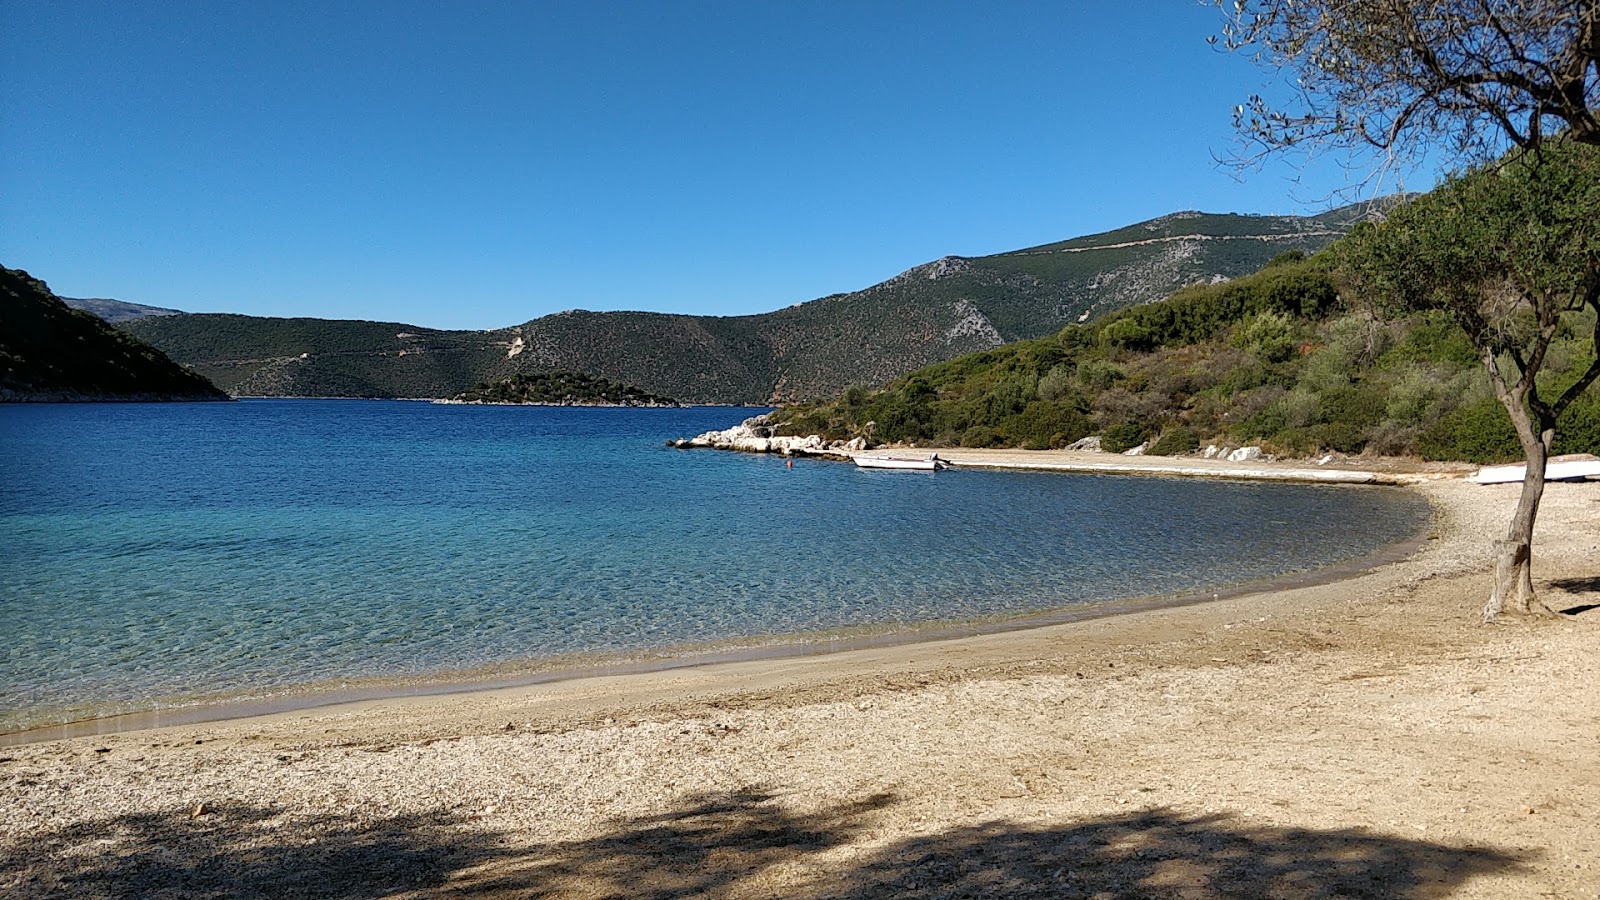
[1147,426,1200,456]
[1101,422,1150,453]
[1076,359,1126,391]
[1100,318,1155,352]
[1232,311,1299,363]
[1381,312,1479,368]
[1318,383,1387,429]
[961,425,1003,448]
[1001,401,1091,448]
[1554,392,1600,454]
[1418,391,1600,462]
[1417,399,1520,463]
[1270,422,1367,455]
[1038,364,1074,401]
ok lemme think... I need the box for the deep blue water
[0,400,1430,731]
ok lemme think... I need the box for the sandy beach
[2,468,1596,898]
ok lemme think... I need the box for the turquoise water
[0,400,1430,732]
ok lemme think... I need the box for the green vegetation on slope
[0,267,229,402]
[769,251,1600,463]
[452,371,679,406]
[119,205,1370,404]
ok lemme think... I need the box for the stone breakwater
[672,413,866,459]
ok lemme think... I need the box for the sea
[0,400,1431,734]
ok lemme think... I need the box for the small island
[444,371,681,407]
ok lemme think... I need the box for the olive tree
[1340,142,1600,621]
[1217,0,1600,621]
[1218,1,1600,167]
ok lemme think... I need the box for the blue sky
[1,2,1430,330]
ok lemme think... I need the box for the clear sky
[1,2,1431,330]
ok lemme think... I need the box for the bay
[0,400,1430,732]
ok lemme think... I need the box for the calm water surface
[0,400,1430,731]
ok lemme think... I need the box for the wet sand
[2,474,1596,898]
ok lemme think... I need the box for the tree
[1340,142,1600,620]
[1218,1,1600,170]
[1218,0,1600,621]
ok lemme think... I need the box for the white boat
[1470,453,1600,484]
[853,453,948,471]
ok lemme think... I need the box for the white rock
[1227,446,1263,462]
[1122,442,1149,456]
[1066,436,1102,452]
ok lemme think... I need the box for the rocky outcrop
[673,413,866,459]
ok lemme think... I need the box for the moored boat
[1469,453,1600,484]
[853,453,948,471]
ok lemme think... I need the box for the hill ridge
[116,202,1379,403]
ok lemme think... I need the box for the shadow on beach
[2,789,1522,899]
[1549,575,1600,615]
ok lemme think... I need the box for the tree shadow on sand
[1547,575,1600,614]
[2,790,1522,899]
[810,808,1521,900]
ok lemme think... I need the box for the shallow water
[0,400,1430,731]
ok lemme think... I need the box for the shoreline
[4,475,1596,897]
[0,505,1432,748]
[1,456,1435,746]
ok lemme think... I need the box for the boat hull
[1470,455,1600,484]
[853,454,946,471]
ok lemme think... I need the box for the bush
[1076,359,1126,391]
[1232,311,1299,363]
[1417,399,1520,463]
[1418,391,1600,462]
[1318,383,1387,429]
[1101,422,1150,453]
[1100,318,1155,352]
[1037,364,1074,401]
[1269,422,1367,455]
[1554,391,1600,454]
[1147,426,1200,456]
[1001,401,1091,448]
[960,425,1003,448]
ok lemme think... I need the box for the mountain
[120,204,1373,403]
[60,296,184,323]
[0,267,229,402]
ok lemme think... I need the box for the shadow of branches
[1548,575,1600,614]
[1,791,1522,899]
[1,803,484,899]
[811,808,1521,900]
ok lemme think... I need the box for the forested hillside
[769,250,1600,463]
[120,205,1368,403]
[0,267,228,402]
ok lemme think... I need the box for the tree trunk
[1482,402,1558,623]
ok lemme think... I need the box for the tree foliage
[1342,140,1600,619]
[1220,0,1600,622]
[1341,141,1600,431]
[1218,0,1600,172]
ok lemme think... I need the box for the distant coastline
[432,398,681,408]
